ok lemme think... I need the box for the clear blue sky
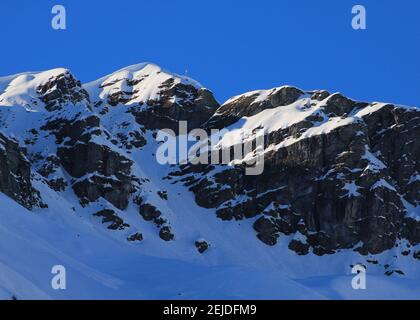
[1,0,419,106]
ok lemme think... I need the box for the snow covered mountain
[0,63,419,299]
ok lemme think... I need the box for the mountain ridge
[0,62,419,299]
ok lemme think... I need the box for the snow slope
[2,182,420,300]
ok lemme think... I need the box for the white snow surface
[0,68,70,109]
[0,65,419,300]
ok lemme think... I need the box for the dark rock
[269,86,304,107]
[127,233,143,242]
[0,132,42,209]
[46,115,136,210]
[47,178,67,191]
[73,173,134,210]
[38,155,61,177]
[128,83,219,133]
[36,70,90,112]
[195,240,210,254]
[128,130,147,149]
[157,190,168,200]
[311,90,330,101]
[401,219,420,246]
[322,93,368,116]
[159,226,175,242]
[289,239,310,255]
[94,209,130,230]
[139,203,162,221]
[154,217,167,226]
[253,217,279,246]
[58,141,132,179]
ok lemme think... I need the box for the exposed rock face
[173,89,420,256]
[61,141,135,209]
[37,70,90,112]
[43,115,137,210]
[0,132,42,209]
[0,64,418,259]
[130,84,219,133]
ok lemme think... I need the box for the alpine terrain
[0,63,419,299]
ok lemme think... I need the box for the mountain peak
[0,68,74,108]
[84,62,203,101]
[82,63,218,132]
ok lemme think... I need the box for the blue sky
[0,0,419,106]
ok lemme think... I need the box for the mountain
[0,63,419,299]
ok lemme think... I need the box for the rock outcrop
[0,132,42,209]
[173,89,420,255]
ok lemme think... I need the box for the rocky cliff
[175,88,420,257]
[0,63,418,265]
